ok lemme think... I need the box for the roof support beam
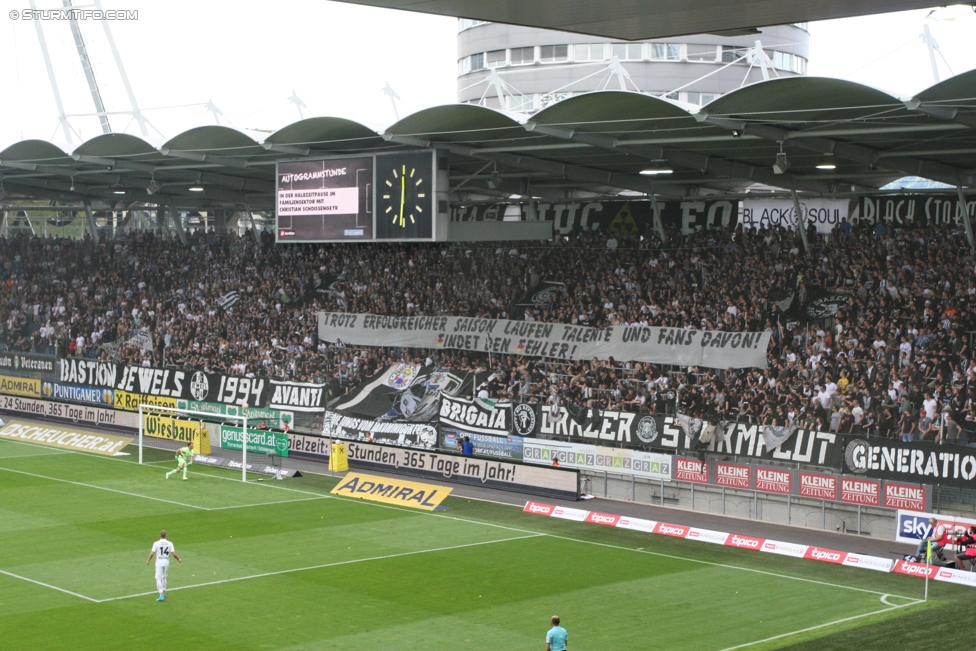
[160,149,249,169]
[957,185,974,247]
[383,134,692,197]
[904,101,976,129]
[73,155,156,173]
[262,143,310,156]
[698,114,976,187]
[83,201,100,246]
[524,121,833,194]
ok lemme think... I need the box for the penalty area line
[0,569,99,603]
[0,466,326,512]
[98,533,544,602]
[715,594,925,651]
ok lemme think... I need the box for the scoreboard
[276,151,438,243]
[276,157,373,241]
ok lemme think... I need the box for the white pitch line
[207,496,329,511]
[0,465,332,513]
[319,493,919,601]
[0,451,70,460]
[715,594,925,651]
[0,569,99,603]
[97,533,544,602]
[0,426,926,604]
[0,466,211,510]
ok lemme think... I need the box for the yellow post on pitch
[329,441,348,472]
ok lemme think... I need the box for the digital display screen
[276,157,373,242]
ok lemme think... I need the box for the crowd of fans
[1,215,974,443]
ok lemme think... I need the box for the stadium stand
[1,217,974,442]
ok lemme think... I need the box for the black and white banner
[842,437,976,488]
[653,418,844,467]
[60,359,268,408]
[850,195,975,230]
[535,403,642,444]
[269,379,327,412]
[514,281,564,312]
[318,313,770,369]
[323,411,438,450]
[741,199,849,234]
[0,352,56,374]
[58,359,119,388]
[439,395,512,436]
[452,199,739,236]
[531,410,843,468]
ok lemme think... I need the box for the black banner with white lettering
[113,366,268,408]
[841,436,976,488]
[58,359,119,388]
[531,408,844,468]
[850,195,975,230]
[269,380,327,412]
[452,199,739,235]
[439,395,513,436]
[0,352,56,375]
[324,410,438,450]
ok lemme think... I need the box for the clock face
[374,152,434,240]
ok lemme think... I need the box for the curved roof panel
[532,91,698,136]
[161,126,261,154]
[73,133,158,158]
[915,67,976,104]
[265,117,384,150]
[385,104,530,144]
[704,77,902,123]
[0,139,70,163]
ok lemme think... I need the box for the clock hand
[399,174,406,227]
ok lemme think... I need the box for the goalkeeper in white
[165,441,194,480]
[146,530,182,601]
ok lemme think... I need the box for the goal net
[137,403,288,481]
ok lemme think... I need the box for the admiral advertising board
[0,375,41,398]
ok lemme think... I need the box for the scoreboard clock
[374,151,435,240]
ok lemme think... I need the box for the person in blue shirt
[457,436,475,456]
[546,615,568,651]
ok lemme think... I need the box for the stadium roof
[332,0,954,40]
[1,73,974,212]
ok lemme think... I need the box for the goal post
[137,403,251,481]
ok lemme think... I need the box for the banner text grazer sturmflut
[317,313,770,369]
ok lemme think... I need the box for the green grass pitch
[0,436,973,651]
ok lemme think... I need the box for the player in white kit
[146,530,182,601]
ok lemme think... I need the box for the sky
[0,0,974,151]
